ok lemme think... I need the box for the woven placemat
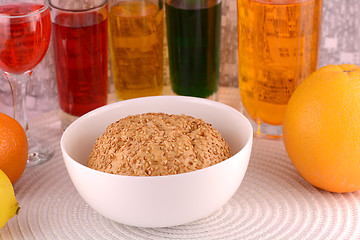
[1,90,360,240]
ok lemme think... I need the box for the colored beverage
[52,12,108,117]
[237,0,322,126]
[109,1,164,100]
[0,3,51,74]
[165,0,221,98]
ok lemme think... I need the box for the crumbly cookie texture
[87,113,231,176]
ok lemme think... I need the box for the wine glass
[0,0,54,166]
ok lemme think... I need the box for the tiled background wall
[0,0,358,116]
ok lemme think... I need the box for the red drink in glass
[0,0,54,165]
[52,12,108,117]
[0,3,51,74]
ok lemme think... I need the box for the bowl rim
[61,95,253,179]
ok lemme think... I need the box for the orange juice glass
[237,0,322,139]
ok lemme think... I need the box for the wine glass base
[26,134,54,167]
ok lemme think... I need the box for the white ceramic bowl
[61,96,253,228]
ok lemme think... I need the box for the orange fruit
[0,112,28,184]
[283,64,360,193]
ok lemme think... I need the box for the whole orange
[0,112,28,184]
[283,64,360,193]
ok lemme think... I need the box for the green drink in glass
[165,0,222,98]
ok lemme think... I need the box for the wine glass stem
[6,72,31,131]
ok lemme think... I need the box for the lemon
[0,169,20,229]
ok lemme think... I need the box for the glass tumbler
[49,0,109,130]
[237,0,323,139]
[108,0,164,100]
[165,0,222,100]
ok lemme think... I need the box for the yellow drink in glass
[109,1,164,100]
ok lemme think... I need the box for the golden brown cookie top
[87,113,231,176]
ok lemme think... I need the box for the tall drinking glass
[165,0,222,99]
[109,0,164,101]
[237,0,323,139]
[0,0,53,166]
[49,0,108,130]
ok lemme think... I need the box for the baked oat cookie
[87,113,231,176]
